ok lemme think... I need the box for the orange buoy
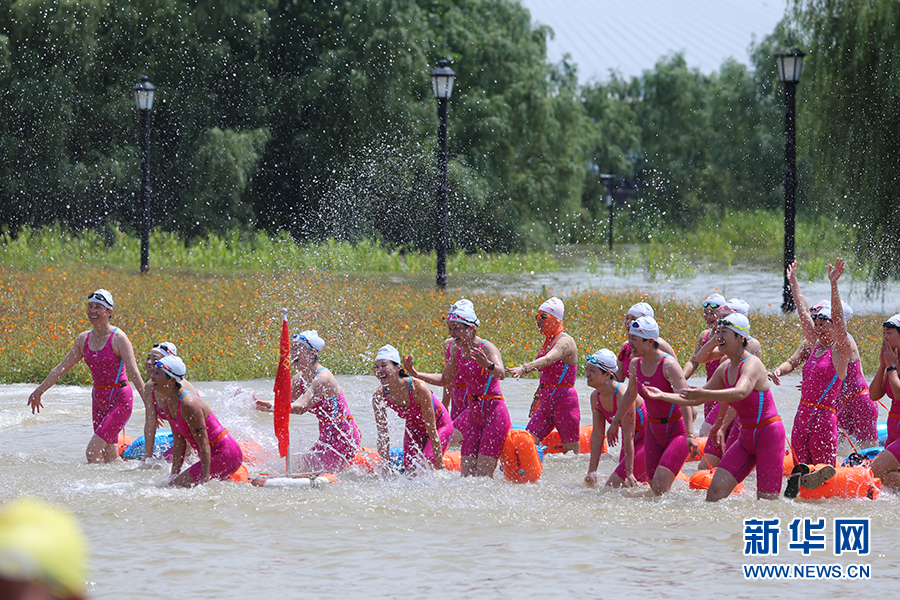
[686,437,708,462]
[798,466,881,500]
[783,450,795,477]
[675,470,690,483]
[578,425,606,454]
[542,426,605,454]
[688,469,745,494]
[117,433,134,457]
[351,446,382,473]
[229,464,250,483]
[442,451,462,472]
[237,439,267,466]
[501,429,543,483]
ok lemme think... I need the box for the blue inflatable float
[121,430,174,460]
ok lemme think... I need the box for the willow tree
[795,0,900,279]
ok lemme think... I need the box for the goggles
[702,301,721,309]
[812,313,832,322]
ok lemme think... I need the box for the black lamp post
[774,43,805,312]
[430,59,456,291]
[599,174,620,252]
[133,75,155,274]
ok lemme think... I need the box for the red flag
[273,310,291,458]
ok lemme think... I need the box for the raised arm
[828,259,852,380]
[787,260,816,344]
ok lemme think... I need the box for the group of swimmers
[24,258,900,499]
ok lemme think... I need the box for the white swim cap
[375,344,401,365]
[627,302,654,318]
[703,293,726,308]
[447,299,480,327]
[153,342,178,357]
[629,316,659,340]
[811,300,853,320]
[293,330,325,352]
[586,349,618,373]
[538,297,565,320]
[720,298,750,316]
[87,289,114,310]
[156,355,186,381]
[719,313,750,339]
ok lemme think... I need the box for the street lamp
[599,174,620,252]
[430,59,456,291]
[133,75,155,274]
[774,42,805,312]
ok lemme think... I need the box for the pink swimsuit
[384,379,454,470]
[162,391,243,483]
[617,342,633,378]
[715,358,786,495]
[84,329,133,444]
[883,381,900,461]
[791,344,842,465]
[595,383,647,482]
[446,343,469,429]
[458,344,511,460]
[837,359,878,442]
[302,371,361,472]
[526,341,580,445]
[637,354,689,480]
[702,330,723,425]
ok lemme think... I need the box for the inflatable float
[688,469,745,495]
[542,425,602,454]
[251,472,338,488]
[797,466,881,500]
[121,431,174,460]
[500,429,543,483]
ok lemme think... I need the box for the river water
[390,263,900,315]
[1,373,896,598]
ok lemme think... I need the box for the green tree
[793,0,900,279]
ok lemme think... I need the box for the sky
[519,0,789,83]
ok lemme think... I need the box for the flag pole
[274,307,292,476]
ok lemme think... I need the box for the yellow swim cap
[0,497,87,599]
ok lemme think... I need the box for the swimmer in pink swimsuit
[507,298,580,453]
[139,342,199,465]
[644,313,785,501]
[584,349,647,487]
[255,330,360,472]
[769,260,853,467]
[836,354,879,447]
[28,289,145,463]
[153,356,243,486]
[373,345,453,473]
[413,299,510,477]
[607,316,696,496]
[868,315,900,490]
[615,302,677,383]
[405,339,468,436]
[688,298,763,466]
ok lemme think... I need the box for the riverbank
[1,264,891,385]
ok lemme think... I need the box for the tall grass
[585,209,862,280]
[0,263,889,385]
[0,224,559,274]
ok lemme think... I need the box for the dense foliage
[1,0,887,264]
[792,0,900,280]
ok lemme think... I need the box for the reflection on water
[390,263,900,315]
[1,375,898,598]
